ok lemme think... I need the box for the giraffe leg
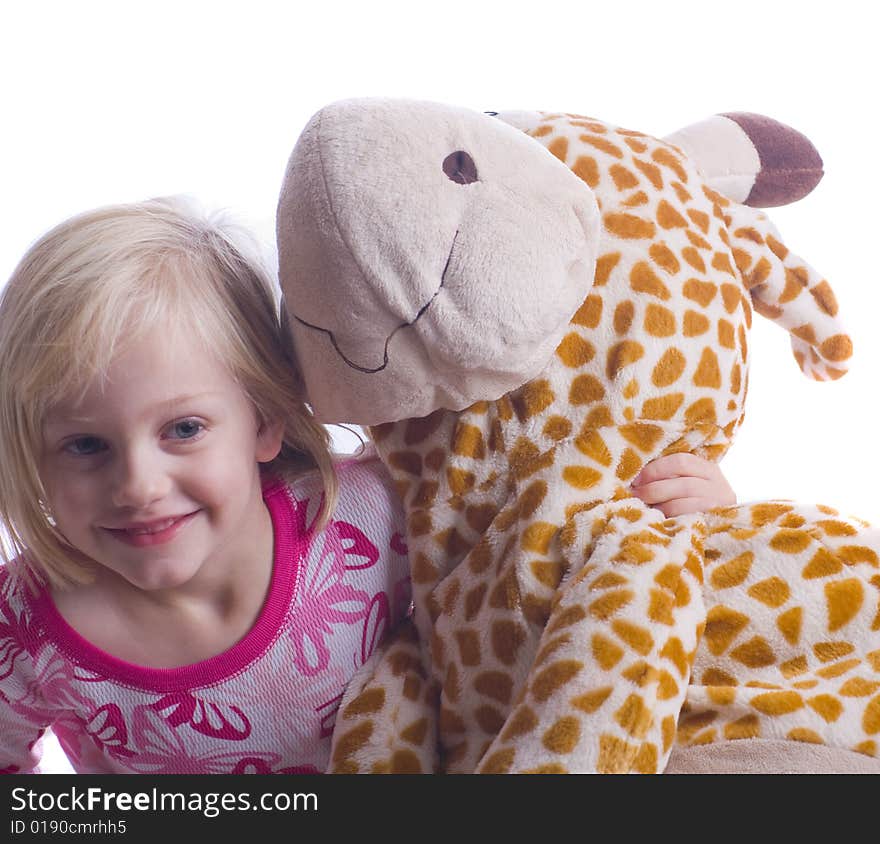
[680,501,880,763]
[477,501,707,773]
[329,619,440,773]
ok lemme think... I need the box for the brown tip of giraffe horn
[722,112,824,208]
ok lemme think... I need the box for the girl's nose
[110,446,171,509]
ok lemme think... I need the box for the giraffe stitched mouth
[292,230,459,374]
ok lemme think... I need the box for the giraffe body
[276,102,879,772]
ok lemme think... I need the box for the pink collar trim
[28,476,303,692]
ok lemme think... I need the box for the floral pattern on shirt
[0,456,410,774]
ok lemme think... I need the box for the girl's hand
[630,453,736,517]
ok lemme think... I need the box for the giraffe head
[277,98,601,425]
[278,101,851,465]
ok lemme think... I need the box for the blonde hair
[0,196,338,591]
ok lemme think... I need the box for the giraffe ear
[731,211,852,381]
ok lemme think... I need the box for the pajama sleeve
[0,585,52,774]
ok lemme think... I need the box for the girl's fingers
[631,477,705,505]
[633,453,715,485]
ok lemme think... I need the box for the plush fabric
[665,739,880,775]
[276,99,879,773]
[277,99,601,425]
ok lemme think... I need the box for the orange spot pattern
[327,110,869,776]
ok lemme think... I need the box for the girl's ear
[255,417,285,464]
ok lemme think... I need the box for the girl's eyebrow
[155,391,222,409]
[45,392,222,429]
[43,413,98,430]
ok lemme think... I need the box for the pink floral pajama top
[0,454,411,774]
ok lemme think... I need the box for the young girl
[0,197,734,775]
[0,197,412,774]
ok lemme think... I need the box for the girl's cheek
[51,474,102,514]
[177,458,231,499]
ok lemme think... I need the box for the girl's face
[39,325,283,594]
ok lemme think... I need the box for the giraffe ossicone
[277,99,878,773]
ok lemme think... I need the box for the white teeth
[125,518,178,535]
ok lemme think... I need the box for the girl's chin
[120,563,205,594]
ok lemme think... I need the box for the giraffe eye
[443,150,478,185]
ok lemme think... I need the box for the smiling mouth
[114,517,185,535]
[291,230,459,374]
[102,511,199,546]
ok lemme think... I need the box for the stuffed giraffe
[276,100,880,773]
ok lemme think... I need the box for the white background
[2,1,877,774]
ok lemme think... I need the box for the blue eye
[166,419,204,440]
[64,436,106,456]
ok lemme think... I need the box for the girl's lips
[102,511,199,547]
